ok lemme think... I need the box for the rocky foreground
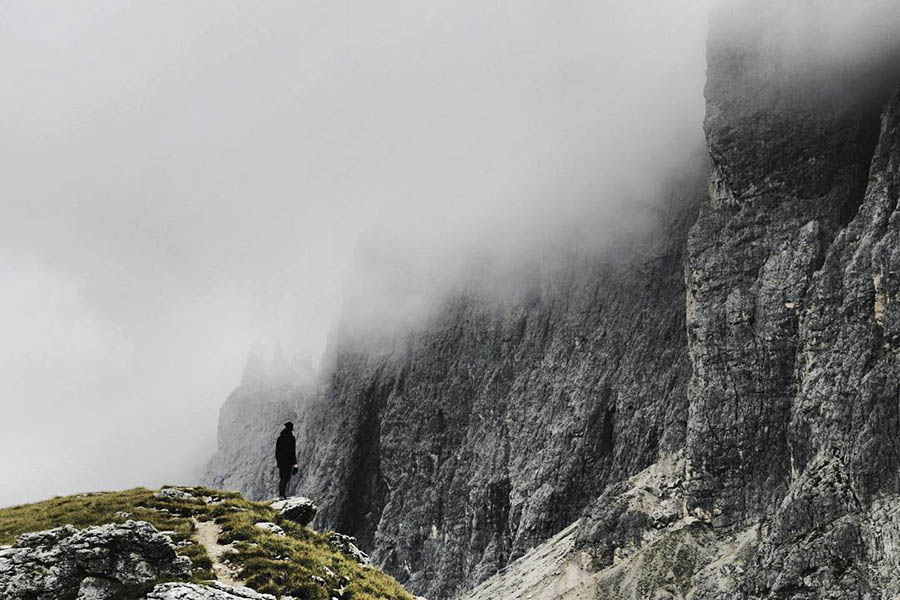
[0,487,414,600]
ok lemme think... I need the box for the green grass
[0,486,413,600]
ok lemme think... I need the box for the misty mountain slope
[460,81,900,600]
[306,180,701,599]
[461,12,900,598]
[205,8,900,600]
[205,168,704,599]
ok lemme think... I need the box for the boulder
[254,522,285,536]
[327,533,370,566]
[144,581,277,599]
[270,497,317,526]
[0,520,191,599]
[154,488,196,501]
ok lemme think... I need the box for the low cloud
[7,1,896,506]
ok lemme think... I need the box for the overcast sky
[1,0,721,507]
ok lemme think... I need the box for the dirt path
[192,518,243,587]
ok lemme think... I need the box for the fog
[716,0,900,66]
[2,0,896,508]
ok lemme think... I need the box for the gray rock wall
[740,80,900,600]
[298,174,702,599]
[684,17,893,528]
[557,82,900,600]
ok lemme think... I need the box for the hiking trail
[192,518,243,587]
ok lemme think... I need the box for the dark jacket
[275,429,297,468]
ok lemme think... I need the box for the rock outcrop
[271,497,318,526]
[0,520,191,600]
[144,581,277,600]
[253,522,285,537]
[0,487,413,600]
[328,532,371,566]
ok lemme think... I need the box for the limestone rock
[0,520,191,600]
[271,497,318,526]
[254,522,285,536]
[328,533,370,566]
[154,488,196,501]
[144,581,276,599]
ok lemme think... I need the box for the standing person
[275,422,298,499]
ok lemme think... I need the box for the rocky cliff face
[302,178,703,599]
[460,83,900,600]
[684,25,888,530]
[206,11,900,600]
[740,78,900,600]
[206,169,703,599]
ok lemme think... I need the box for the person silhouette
[275,422,298,498]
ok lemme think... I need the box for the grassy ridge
[0,486,413,600]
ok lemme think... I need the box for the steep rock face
[742,83,900,600]
[477,84,900,600]
[684,19,892,527]
[296,178,703,600]
[207,169,704,598]
[679,7,900,597]
[464,454,759,600]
